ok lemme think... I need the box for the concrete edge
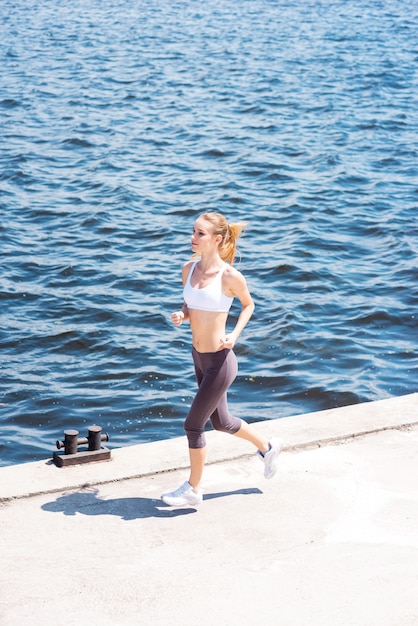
[0,391,417,502]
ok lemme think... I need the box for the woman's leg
[233,420,269,453]
[184,349,238,489]
[184,349,238,447]
[188,446,207,490]
[208,351,268,452]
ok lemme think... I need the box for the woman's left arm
[221,269,255,348]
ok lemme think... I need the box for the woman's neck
[197,253,223,274]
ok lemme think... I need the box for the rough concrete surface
[0,393,417,625]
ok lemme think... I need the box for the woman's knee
[211,415,241,435]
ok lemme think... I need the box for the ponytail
[221,221,247,265]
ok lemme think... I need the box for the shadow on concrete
[40,487,263,520]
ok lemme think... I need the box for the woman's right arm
[171,261,192,326]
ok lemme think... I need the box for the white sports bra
[183,261,234,313]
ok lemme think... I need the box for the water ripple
[0,0,417,465]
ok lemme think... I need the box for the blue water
[1,0,417,467]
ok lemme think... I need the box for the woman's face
[191,217,219,254]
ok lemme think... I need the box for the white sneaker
[257,438,283,479]
[161,481,203,507]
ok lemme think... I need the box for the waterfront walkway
[0,392,417,625]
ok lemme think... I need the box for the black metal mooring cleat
[53,425,111,467]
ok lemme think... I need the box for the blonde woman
[162,212,282,506]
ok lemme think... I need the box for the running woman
[162,212,282,506]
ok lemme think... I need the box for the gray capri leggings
[184,347,242,449]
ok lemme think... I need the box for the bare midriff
[188,308,229,353]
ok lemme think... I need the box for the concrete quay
[0,392,417,625]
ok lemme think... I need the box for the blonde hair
[199,212,247,265]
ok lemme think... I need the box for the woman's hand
[219,334,236,349]
[171,310,185,326]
